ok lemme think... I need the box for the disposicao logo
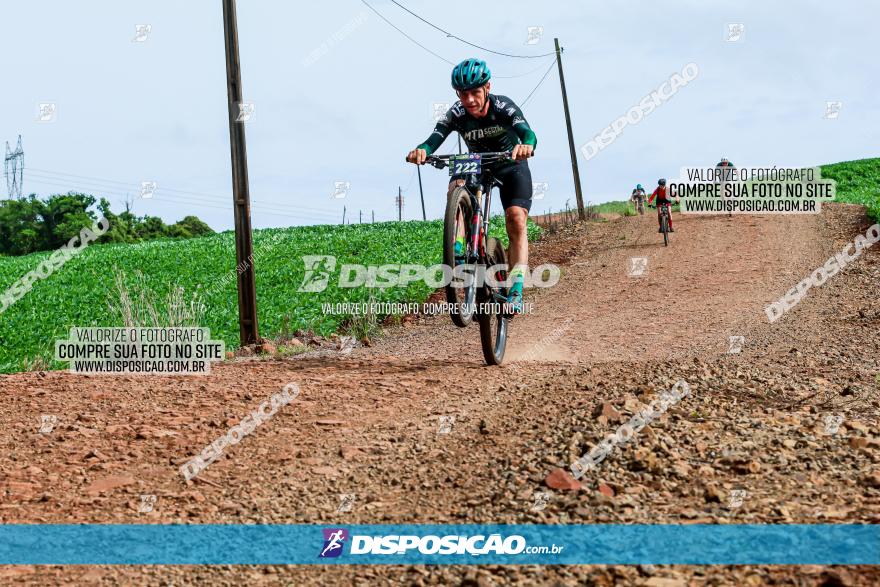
[317,529,562,558]
[319,528,348,558]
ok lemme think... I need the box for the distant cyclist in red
[648,178,674,232]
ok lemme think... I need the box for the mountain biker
[716,157,736,175]
[716,158,737,216]
[631,184,646,203]
[648,178,675,232]
[406,58,537,313]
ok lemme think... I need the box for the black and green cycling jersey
[418,94,537,164]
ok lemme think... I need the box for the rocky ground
[0,203,878,585]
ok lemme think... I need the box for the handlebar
[406,151,513,169]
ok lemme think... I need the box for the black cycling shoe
[669,228,675,232]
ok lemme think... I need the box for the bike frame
[462,172,498,268]
[417,151,514,364]
[460,166,512,305]
[423,152,511,299]
[632,194,645,212]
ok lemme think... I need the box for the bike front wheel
[662,215,669,246]
[477,237,509,366]
[443,186,476,327]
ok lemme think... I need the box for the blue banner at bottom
[0,524,876,565]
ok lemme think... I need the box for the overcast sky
[1,0,876,230]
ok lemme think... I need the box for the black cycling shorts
[452,160,533,212]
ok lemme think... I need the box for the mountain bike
[651,203,672,246]
[632,195,645,215]
[716,164,736,218]
[659,203,672,246]
[418,151,513,365]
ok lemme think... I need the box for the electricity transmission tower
[4,135,23,199]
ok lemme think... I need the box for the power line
[25,167,342,216]
[495,57,557,79]
[360,0,554,81]
[24,179,338,225]
[25,174,340,222]
[361,0,563,91]
[360,0,454,65]
[24,167,343,218]
[23,176,342,225]
[520,57,558,107]
[388,0,556,59]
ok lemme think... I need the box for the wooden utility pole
[223,0,259,345]
[417,166,426,220]
[554,38,585,221]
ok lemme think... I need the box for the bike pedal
[498,304,516,318]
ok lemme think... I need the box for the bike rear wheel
[477,237,509,366]
[443,186,476,327]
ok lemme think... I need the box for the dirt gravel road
[1,204,878,586]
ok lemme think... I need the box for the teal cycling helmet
[451,58,491,91]
[636,184,643,190]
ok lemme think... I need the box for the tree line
[0,193,213,256]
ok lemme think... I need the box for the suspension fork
[470,186,484,258]
[468,178,494,259]
[481,183,492,257]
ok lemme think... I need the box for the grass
[276,344,312,358]
[340,292,383,342]
[593,200,681,215]
[591,201,633,215]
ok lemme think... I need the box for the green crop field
[822,157,880,221]
[0,216,540,373]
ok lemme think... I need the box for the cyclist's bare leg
[505,205,529,277]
